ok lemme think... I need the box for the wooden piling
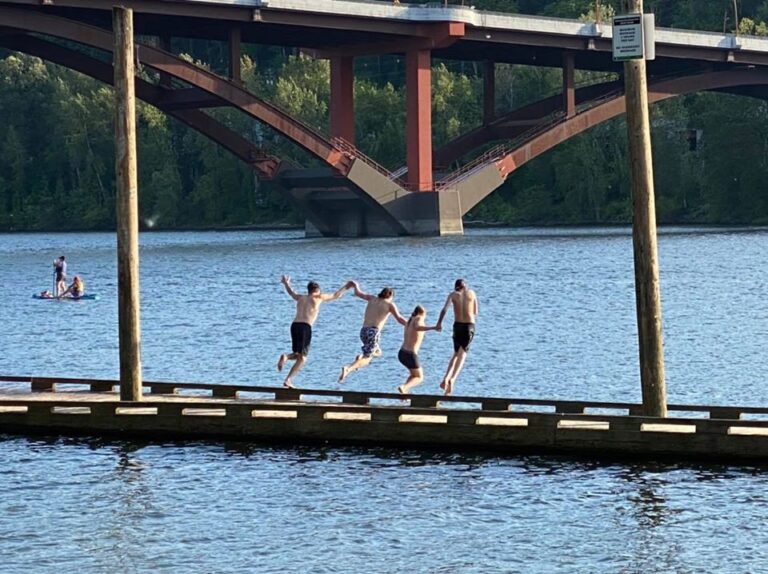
[623,0,666,417]
[113,6,143,401]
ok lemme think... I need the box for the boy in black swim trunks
[436,278,479,396]
[397,305,440,394]
[277,275,353,388]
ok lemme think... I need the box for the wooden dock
[2,375,768,461]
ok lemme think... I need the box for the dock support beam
[330,56,355,143]
[563,52,575,118]
[483,60,495,124]
[113,6,143,402]
[406,48,433,191]
[623,0,666,417]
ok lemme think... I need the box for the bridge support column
[229,27,241,85]
[330,56,355,143]
[563,52,575,118]
[484,61,495,124]
[406,48,433,191]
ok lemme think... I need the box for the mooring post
[623,0,666,417]
[113,6,143,402]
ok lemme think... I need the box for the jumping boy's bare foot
[277,354,287,372]
[338,366,349,384]
[283,378,295,389]
[397,385,406,394]
[443,379,454,396]
[439,379,447,390]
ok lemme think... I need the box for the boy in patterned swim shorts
[338,283,407,384]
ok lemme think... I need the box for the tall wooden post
[113,6,143,401]
[623,0,666,417]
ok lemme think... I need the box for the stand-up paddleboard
[32,293,100,301]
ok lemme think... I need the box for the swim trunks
[453,322,475,352]
[290,322,312,356]
[359,326,381,358]
[398,348,420,370]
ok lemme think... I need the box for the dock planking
[2,375,768,461]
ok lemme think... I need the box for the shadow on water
[6,432,768,476]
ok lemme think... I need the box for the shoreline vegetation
[2,0,768,232]
[4,221,768,236]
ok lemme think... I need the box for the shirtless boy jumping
[338,283,407,384]
[397,305,440,394]
[278,275,352,388]
[436,278,479,396]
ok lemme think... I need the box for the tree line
[1,0,768,231]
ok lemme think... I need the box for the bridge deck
[2,376,768,462]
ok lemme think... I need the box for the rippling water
[2,227,768,572]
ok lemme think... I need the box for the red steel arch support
[457,68,768,215]
[0,7,349,173]
[330,56,355,144]
[0,32,280,178]
[406,48,433,191]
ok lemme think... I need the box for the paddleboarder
[53,255,67,296]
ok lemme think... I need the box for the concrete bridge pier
[298,189,463,238]
[278,157,464,238]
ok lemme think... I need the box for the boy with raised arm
[338,282,408,384]
[436,278,479,396]
[278,275,352,388]
[397,305,441,395]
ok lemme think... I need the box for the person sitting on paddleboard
[53,255,67,296]
[61,276,85,299]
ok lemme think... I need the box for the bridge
[2,0,768,236]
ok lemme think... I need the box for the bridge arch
[0,7,412,235]
[0,33,282,178]
[0,7,350,172]
[455,69,768,214]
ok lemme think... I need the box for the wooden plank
[557,419,609,431]
[554,401,586,414]
[324,412,372,422]
[342,393,370,405]
[251,410,298,419]
[399,414,448,424]
[212,386,239,399]
[31,380,56,393]
[90,381,116,393]
[409,396,440,408]
[476,416,528,427]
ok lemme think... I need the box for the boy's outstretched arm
[281,275,300,301]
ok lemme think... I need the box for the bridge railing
[329,136,408,187]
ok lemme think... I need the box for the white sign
[613,14,644,61]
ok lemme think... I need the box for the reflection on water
[0,434,768,572]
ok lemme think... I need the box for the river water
[2,228,768,572]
